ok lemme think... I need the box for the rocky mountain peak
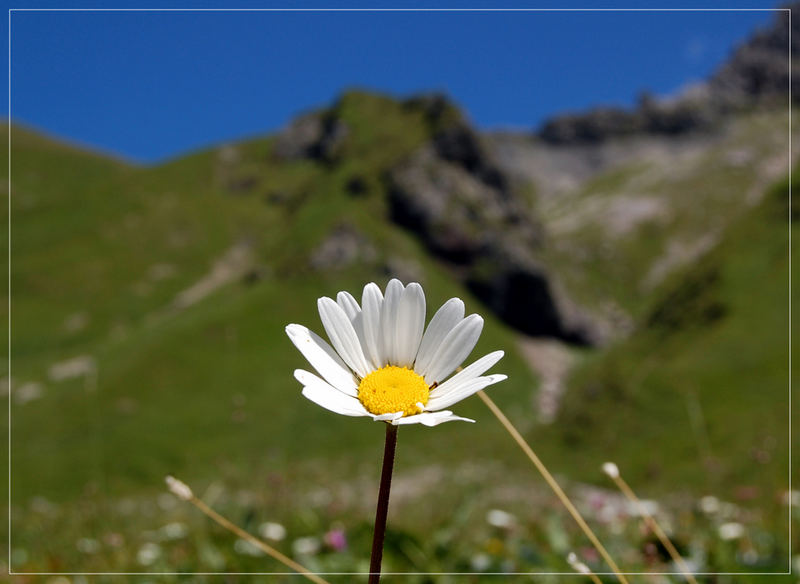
[538,5,796,145]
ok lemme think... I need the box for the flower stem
[369,423,398,584]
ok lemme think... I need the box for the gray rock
[389,145,538,261]
[709,4,799,107]
[272,112,349,162]
[272,113,323,160]
[310,224,376,271]
[387,115,603,345]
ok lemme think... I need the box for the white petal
[392,410,475,426]
[426,374,507,410]
[422,314,484,385]
[337,290,369,363]
[380,279,404,366]
[429,350,505,399]
[336,291,361,322]
[318,297,371,378]
[361,283,385,370]
[394,283,426,367]
[414,298,465,376]
[371,411,405,422]
[295,369,369,417]
[285,324,358,396]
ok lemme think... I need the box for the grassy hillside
[503,109,797,502]
[545,170,794,543]
[4,95,797,579]
[533,110,793,322]
[6,94,540,500]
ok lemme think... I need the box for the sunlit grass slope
[543,170,795,531]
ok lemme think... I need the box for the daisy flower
[286,279,507,426]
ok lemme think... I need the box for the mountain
[5,6,797,577]
[538,5,796,145]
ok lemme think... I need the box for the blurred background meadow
[4,3,798,582]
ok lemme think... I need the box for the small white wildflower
[234,538,264,556]
[159,522,188,540]
[718,522,745,541]
[258,521,287,542]
[48,355,95,382]
[137,542,161,566]
[674,557,703,575]
[16,382,43,404]
[782,490,800,507]
[628,499,660,518]
[601,462,619,479]
[470,552,491,571]
[165,476,193,501]
[292,536,321,556]
[742,549,759,565]
[567,552,591,575]
[486,509,516,529]
[699,495,720,514]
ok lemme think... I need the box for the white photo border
[6,6,793,577]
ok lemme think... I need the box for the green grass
[544,170,794,536]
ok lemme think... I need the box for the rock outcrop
[539,91,719,144]
[309,223,376,271]
[710,4,799,107]
[388,99,604,344]
[272,112,349,162]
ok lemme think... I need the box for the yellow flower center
[357,366,430,417]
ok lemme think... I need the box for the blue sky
[6,2,782,163]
